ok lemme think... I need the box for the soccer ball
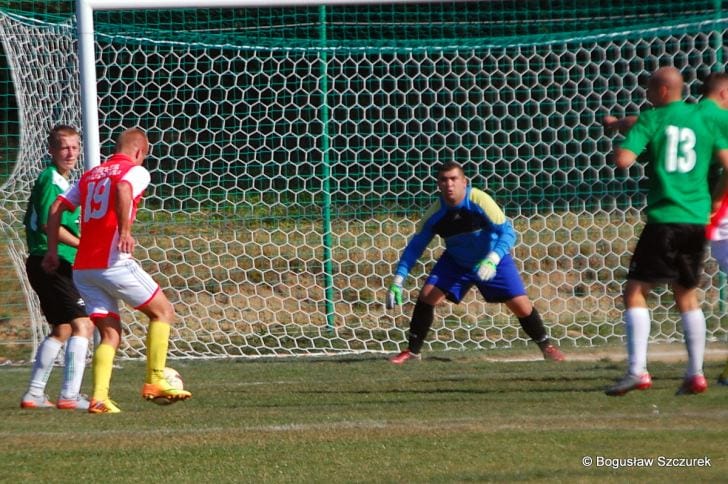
[164,366,184,389]
[152,367,184,406]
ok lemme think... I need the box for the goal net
[1,2,726,359]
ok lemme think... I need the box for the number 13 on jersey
[664,125,696,173]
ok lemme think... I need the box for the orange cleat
[20,392,54,409]
[56,394,90,410]
[88,398,121,414]
[141,381,192,403]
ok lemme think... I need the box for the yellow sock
[146,321,171,384]
[92,343,116,401]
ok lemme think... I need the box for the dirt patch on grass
[476,342,728,364]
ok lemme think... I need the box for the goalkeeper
[385,161,565,364]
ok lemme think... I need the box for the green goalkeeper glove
[476,252,501,281]
[385,275,404,309]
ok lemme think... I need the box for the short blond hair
[48,125,80,150]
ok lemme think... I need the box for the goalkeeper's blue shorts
[425,251,527,304]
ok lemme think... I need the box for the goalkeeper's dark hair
[700,72,728,97]
[436,160,465,177]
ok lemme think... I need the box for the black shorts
[25,255,87,325]
[627,223,706,289]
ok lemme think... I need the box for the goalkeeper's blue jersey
[394,186,517,279]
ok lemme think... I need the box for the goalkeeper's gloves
[476,252,501,281]
[385,275,404,309]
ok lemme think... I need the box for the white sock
[681,309,706,378]
[625,307,650,376]
[27,336,63,395]
[60,336,89,399]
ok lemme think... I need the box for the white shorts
[711,239,728,274]
[73,259,160,320]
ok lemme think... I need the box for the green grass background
[1,346,727,483]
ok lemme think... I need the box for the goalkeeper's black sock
[408,299,434,354]
[517,307,550,347]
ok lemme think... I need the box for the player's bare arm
[116,180,135,254]
[42,224,80,249]
[41,198,70,272]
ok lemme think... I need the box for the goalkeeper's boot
[538,342,566,362]
[390,349,421,365]
[20,391,54,409]
[88,398,121,414]
[675,374,708,396]
[141,380,192,402]
[605,372,652,396]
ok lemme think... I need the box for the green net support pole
[319,5,335,332]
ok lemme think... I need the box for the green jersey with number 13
[620,100,728,224]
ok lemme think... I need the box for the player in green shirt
[20,125,93,410]
[606,72,728,388]
[604,67,728,396]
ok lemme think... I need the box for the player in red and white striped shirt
[708,173,728,386]
[43,128,191,413]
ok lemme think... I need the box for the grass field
[1,344,727,483]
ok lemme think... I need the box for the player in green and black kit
[20,125,93,410]
[605,72,728,388]
[604,67,728,396]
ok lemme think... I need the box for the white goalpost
[1,2,726,360]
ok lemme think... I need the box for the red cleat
[390,349,421,365]
[676,374,708,395]
[540,343,566,362]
